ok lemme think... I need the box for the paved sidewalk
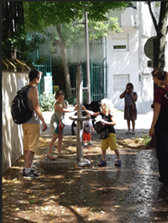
[3,108,168,223]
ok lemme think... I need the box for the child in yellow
[82,98,121,167]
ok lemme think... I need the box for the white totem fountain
[70,64,91,167]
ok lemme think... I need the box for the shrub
[40,93,55,111]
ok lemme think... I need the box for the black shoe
[88,142,94,146]
[23,169,40,178]
[158,177,168,183]
[23,168,35,174]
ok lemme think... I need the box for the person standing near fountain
[82,98,121,167]
[47,90,78,160]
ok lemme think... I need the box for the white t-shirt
[83,119,92,134]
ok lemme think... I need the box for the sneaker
[88,142,94,146]
[132,131,135,135]
[84,143,87,147]
[23,168,35,174]
[23,169,40,178]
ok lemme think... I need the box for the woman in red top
[149,68,168,183]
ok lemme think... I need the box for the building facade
[106,2,168,114]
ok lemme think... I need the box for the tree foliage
[2,1,46,65]
[23,1,130,32]
[23,1,130,97]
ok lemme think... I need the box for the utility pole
[73,11,91,104]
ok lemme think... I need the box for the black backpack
[11,85,34,124]
[94,121,103,134]
[94,121,108,139]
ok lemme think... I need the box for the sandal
[47,154,56,160]
[58,155,68,159]
[115,160,121,166]
[98,160,106,167]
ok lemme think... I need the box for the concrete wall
[2,71,29,174]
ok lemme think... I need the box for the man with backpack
[22,69,47,178]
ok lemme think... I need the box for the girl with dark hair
[149,68,168,183]
[47,90,78,160]
[120,83,138,134]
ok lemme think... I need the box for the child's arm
[82,106,100,116]
[101,115,116,126]
[91,125,94,133]
[55,103,78,113]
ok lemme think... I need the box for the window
[113,45,126,50]
[112,34,129,52]
[113,74,130,92]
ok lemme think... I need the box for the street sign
[144,36,157,60]
[44,76,53,96]
[46,72,52,77]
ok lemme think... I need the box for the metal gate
[90,38,108,101]
[70,38,108,102]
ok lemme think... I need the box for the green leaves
[40,93,55,111]
[23,1,130,32]
[88,17,123,41]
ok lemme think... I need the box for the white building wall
[107,29,139,111]
[136,2,155,114]
[107,2,168,114]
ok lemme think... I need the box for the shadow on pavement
[2,125,168,223]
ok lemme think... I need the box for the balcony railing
[120,7,138,29]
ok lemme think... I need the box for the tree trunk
[56,24,72,98]
[157,2,168,69]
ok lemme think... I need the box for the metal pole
[76,64,83,162]
[69,64,90,166]
[85,11,91,104]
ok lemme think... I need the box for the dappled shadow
[2,126,168,222]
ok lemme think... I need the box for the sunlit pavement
[2,109,168,223]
